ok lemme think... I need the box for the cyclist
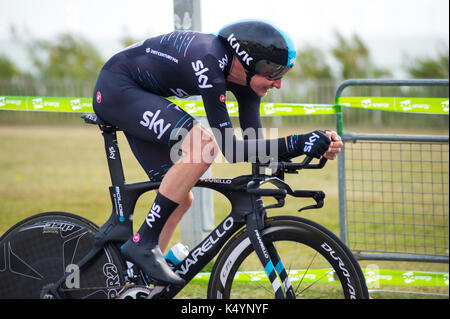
[92,19,343,286]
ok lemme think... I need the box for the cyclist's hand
[323,130,343,160]
[299,130,331,159]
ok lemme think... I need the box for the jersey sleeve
[228,82,263,138]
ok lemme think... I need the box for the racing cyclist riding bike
[92,19,343,286]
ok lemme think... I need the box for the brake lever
[298,202,323,213]
[295,190,325,212]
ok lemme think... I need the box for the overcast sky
[1,0,448,76]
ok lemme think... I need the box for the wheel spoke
[294,250,319,296]
[296,269,334,297]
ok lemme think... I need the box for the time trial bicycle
[0,113,369,299]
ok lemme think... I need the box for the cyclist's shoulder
[192,32,225,50]
[185,32,229,61]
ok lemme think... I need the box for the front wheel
[208,216,369,299]
[0,212,126,299]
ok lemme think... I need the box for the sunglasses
[255,60,292,80]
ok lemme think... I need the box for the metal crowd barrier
[335,79,449,263]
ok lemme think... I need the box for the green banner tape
[0,95,335,117]
[0,96,93,113]
[191,269,449,287]
[337,96,449,114]
[364,269,449,287]
[0,95,448,115]
[177,100,337,117]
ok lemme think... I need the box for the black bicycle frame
[50,115,326,299]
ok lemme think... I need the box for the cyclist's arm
[204,103,281,162]
[196,55,330,162]
[228,83,263,136]
[195,56,281,162]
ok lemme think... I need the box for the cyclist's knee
[181,124,219,165]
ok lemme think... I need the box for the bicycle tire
[207,216,369,299]
[0,212,126,299]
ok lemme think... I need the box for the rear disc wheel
[0,212,126,299]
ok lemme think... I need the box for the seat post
[100,125,126,186]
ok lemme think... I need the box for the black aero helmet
[218,19,296,84]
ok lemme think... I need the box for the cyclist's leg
[159,123,219,201]
[94,69,217,200]
[93,70,217,285]
[159,191,194,252]
[124,125,219,250]
[156,124,219,250]
[124,135,195,252]
[122,127,216,285]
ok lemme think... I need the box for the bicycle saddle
[81,113,115,127]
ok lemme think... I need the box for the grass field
[0,122,448,298]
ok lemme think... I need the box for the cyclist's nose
[273,78,282,89]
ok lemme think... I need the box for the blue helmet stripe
[270,24,297,67]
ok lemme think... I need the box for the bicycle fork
[246,197,295,299]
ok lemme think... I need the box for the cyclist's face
[250,74,282,97]
[226,57,283,96]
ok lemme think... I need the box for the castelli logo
[133,233,140,243]
[220,94,225,103]
[96,91,102,103]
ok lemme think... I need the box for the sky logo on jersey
[140,110,172,139]
[192,60,213,89]
[226,33,253,66]
[218,54,228,71]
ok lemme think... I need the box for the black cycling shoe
[121,239,185,286]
